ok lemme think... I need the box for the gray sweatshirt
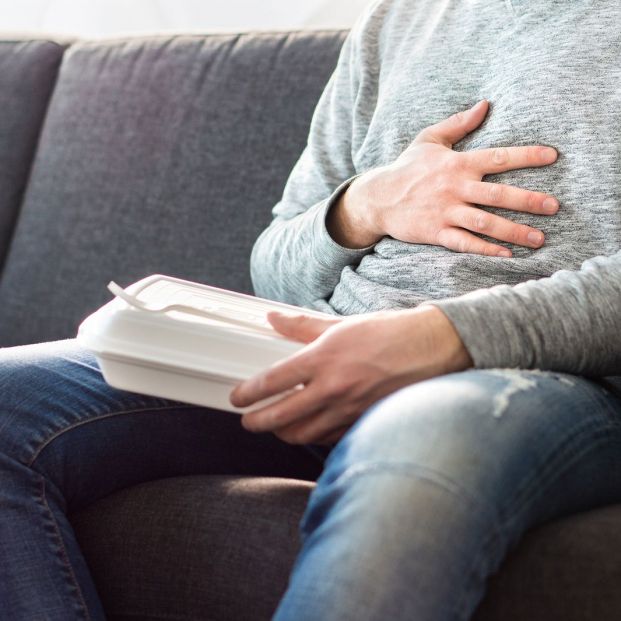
[251,0,621,382]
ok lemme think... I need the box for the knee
[0,339,92,389]
[0,340,99,464]
[317,369,552,516]
[326,370,503,467]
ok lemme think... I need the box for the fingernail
[543,198,559,213]
[528,231,544,246]
[541,148,558,163]
[498,249,512,258]
[472,99,487,110]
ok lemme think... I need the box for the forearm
[250,179,375,306]
[427,250,621,376]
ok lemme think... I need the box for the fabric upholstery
[0,39,65,271]
[0,31,347,346]
[474,503,621,620]
[72,476,314,621]
[72,476,621,621]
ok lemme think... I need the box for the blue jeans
[2,340,621,620]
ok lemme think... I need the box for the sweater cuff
[311,175,376,269]
[422,287,535,370]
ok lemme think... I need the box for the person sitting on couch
[1,1,620,620]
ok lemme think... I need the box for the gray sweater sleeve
[427,250,621,376]
[250,10,378,307]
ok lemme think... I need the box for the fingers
[437,228,513,258]
[241,382,326,434]
[463,145,558,175]
[230,355,311,408]
[267,311,341,344]
[415,100,489,147]
[447,206,546,250]
[312,425,350,446]
[460,180,559,215]
[275,414,353,446]
[320,431,348,446]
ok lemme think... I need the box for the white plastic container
[77,274,330,413]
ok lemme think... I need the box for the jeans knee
[319,369,567,520]
[325,372,492,467]
[0,340,101,465]
[302,457,505,560]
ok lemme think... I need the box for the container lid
[78,274,329,382]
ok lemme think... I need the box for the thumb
[267,311,342,344]
[415,99,489,148]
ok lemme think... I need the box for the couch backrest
[0,31,346,346]
[0,40,66,273]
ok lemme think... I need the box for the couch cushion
[0,31,347,346]
[474,502,621,620]
[0,39,65,272]
[71,476,621,621]
[72,476,314,621]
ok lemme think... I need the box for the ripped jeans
[2,340,621,621]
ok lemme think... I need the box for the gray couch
[1,31,620,621]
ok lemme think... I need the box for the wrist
[326,174,384,249]
[416,305,474,375]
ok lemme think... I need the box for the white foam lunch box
[77,274,330,413]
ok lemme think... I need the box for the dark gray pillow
[0,31,347,346]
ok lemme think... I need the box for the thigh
[284,369,621,621]
[321,368,621,534]
[0,339,327,512]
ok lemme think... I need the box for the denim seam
[450,426,620,620]
[27,404,202,467]
[36,474,92,621]
[308,460,509,621]
[321,460,507,549]
[450,513,506,621]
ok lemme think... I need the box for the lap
[4,339,619,522]
[0,339,327,511]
